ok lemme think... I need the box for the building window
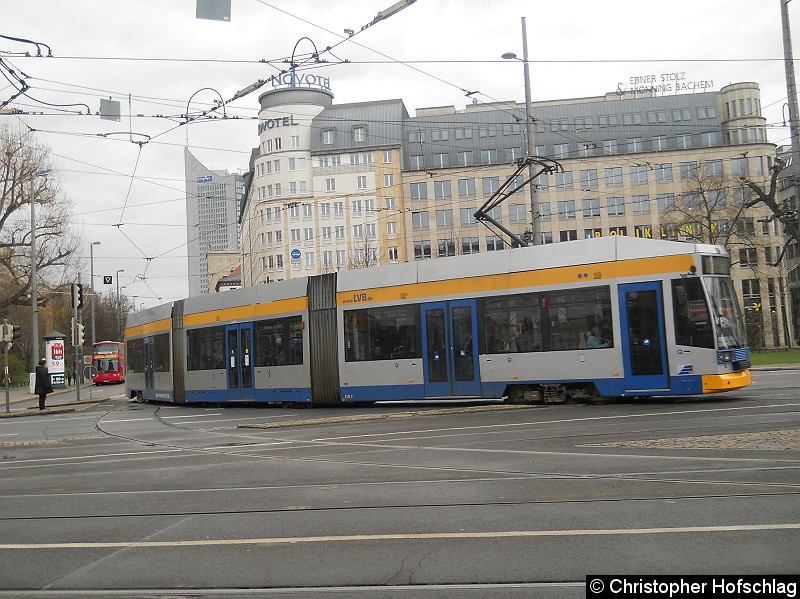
[353,126,366,142]
[607,196,625,216]
[462,237,480,254]
[482,177,500,196]
[434,180,452,199]
[388,247,399,262]
[677,133,693,149]
[603,139,619,155]
[481,149,498,164]
[580,169,598,189]
[555,171,573,189]
[322,129,335,144]
[410,155,424,170]
[414,240,432,260]
[410,182,428,200]
[560,230,578,242]
[457,151,474,166]
[630,165,648,184]
[657,193,676,213]
[652,135,668,151]
[622,112,642,126]
[387,221,396,236]
[509,204,527,223]
[680,161,699,180]
[739,248,758,267]
[700,131,719,147]
[458,178,476,197]
[730,157,749,177]
[632,195,650,214]
[383,150,393,163]
[461,207,477,226]
[304,228,314,241]
[706,159,723,177]
[357,175,367,190]
[412,211,430,230]
[434,153,450,168]
[384,173,394,187]
[647,111,666,124]
[506,147,523,162]
[672,108,691,121]
[486,235,504,251]
[554,143,569,158]
[605,167,623,186]
[655,163,673,182]
[582,198,600,217]
[436,209,453,228]
[540,202,551,221]
[627,137,643,153]
[326,178,336,192]
[557,200,576,220]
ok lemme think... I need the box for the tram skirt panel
[307,273,341,404]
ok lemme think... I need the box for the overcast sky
[2,0,798,308]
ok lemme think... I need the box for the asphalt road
[0,370,798,598]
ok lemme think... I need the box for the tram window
[153,333,170,372]
[344,305,420,362]
[483,294,541,353]
[672,279,714,348]
[254,316,303,366]
[702,255,730,275]
[187,326,225,371]
[127,338,143,372]
[548,287,612,351]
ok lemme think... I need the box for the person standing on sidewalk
[34,358,53,410]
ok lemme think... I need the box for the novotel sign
[258,115,298,134]
[268,71,331,92]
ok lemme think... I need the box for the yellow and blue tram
[125,236,752,405]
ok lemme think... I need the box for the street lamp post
[90,241,100,347]
[503,16,538,245]
[115,269,124,340]
[28,168,50,370]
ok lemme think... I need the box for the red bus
[92,341,125,384]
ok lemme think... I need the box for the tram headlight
[718,350,733,363]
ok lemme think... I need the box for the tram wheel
[585,387,609,405]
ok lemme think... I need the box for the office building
[184,148,244,296]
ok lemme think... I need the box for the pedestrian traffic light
[72,283,84,309]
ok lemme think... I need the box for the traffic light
[72,283,84,309]
[12,325,21,341]
[76,323,85,346]
[0,323,9,342]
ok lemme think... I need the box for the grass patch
[749,349,800,365]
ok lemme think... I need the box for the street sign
[290,249,301,260]
[103,276,113,284]
[83,355,92,365]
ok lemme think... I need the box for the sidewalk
[0,383,108,419]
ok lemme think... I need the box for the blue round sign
[290,248,301,260]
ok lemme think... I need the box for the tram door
[143,336,155,394]
[225,323,255,401]
[421,300,480,397]
[618,282,669,392]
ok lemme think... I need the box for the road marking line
[2,523,798,549]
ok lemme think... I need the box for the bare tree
[0,124,81,310]
[349,231,382,269]
[741,157,799,265]
[660,162,760,268]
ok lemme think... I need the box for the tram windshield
[704,277,747,349]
